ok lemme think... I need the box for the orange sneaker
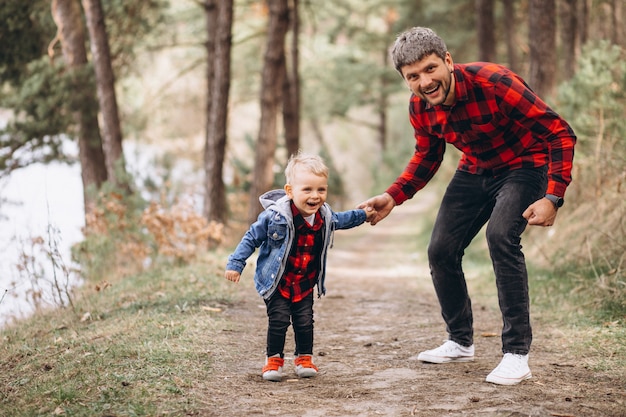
[262,356,284,381]
[294,355,318,378]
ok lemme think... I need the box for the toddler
[225,151,375,381]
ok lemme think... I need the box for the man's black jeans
[265,290,314,358]
[427,166,548,355]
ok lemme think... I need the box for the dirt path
[198,202,625,417]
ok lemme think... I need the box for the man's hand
[523,198,558,227]
[357,192,396,226]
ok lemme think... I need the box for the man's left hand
[522,198,558,227]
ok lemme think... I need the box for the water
[0,162,84,328]
[0,140,203,328]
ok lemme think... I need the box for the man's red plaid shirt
[386,62,576,205]
[277,203,324,302]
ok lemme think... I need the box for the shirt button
[272,232,278,239]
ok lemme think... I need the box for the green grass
[0,250,236,417]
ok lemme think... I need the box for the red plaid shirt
[278,203,324,302]
[387,62,576,204]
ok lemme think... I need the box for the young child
[225,151,376,381]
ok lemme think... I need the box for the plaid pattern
[387,62,576,204]
[277,203,324,302]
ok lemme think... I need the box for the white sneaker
[485,353,532,385]
[417,340,475,363]
[262,355,284,382]
[294,355,318,378]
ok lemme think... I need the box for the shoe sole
[296,369,318,378]
[262,370,283,382]
[417,354,475,364]
[485,372,532,385]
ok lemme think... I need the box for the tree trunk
[51,0,107,215]
[502,0,519,72]
[476,0,496,62]
[203,0,233,224]
[81,0,128,190]
[559,0,578,80]
[579,0,590,46]
[610,0,623,47]
[528,0,557,98]
[282,0,300,160]
[378,25,391,151]
[247,0,289,224]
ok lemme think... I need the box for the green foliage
[557,41,626,168]
[0,1,54,84]
[533,41,626,324]
[0,0,170,177]
[0,59,76,175]
[300,2,406,121]
[102,0,171,76]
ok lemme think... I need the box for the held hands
[364,206,378,222]
[357,192,396,226]
[224,270,241,283]
[523,197,558,227]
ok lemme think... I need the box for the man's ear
[445,51,454,71]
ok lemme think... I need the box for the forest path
[196,199,625,417]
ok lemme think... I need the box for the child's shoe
[294,355,318,378]
[262,355,284,382]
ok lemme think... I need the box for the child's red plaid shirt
[277,203,324,302]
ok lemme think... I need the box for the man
[359,27,576,385]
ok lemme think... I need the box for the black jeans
[427,167,547,355]
[265,290,314,357]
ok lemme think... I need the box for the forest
[0,1,625,415]
[1,0,624,325]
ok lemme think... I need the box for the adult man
[359,27,576,385]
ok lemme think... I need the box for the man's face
[400,52,455,106]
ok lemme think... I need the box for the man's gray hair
[391,27,448,73]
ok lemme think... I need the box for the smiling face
[284,166,328,217]
[401,52,456,106]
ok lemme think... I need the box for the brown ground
[198,202,626,417]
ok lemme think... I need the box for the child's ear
[284,183,293,199]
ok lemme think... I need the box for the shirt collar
[290,201,323,231]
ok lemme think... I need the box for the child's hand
[364,206,377,222]
[225,270,241,283]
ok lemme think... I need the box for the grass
[0,249,236,416]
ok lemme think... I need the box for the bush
[529,41,626,322]
[72,191,224,283]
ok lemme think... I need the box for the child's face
[284,166,328,217]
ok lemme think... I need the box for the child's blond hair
[285,151,329,184]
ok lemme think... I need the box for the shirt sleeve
[497,74,577,197]
[385,109,446,205]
